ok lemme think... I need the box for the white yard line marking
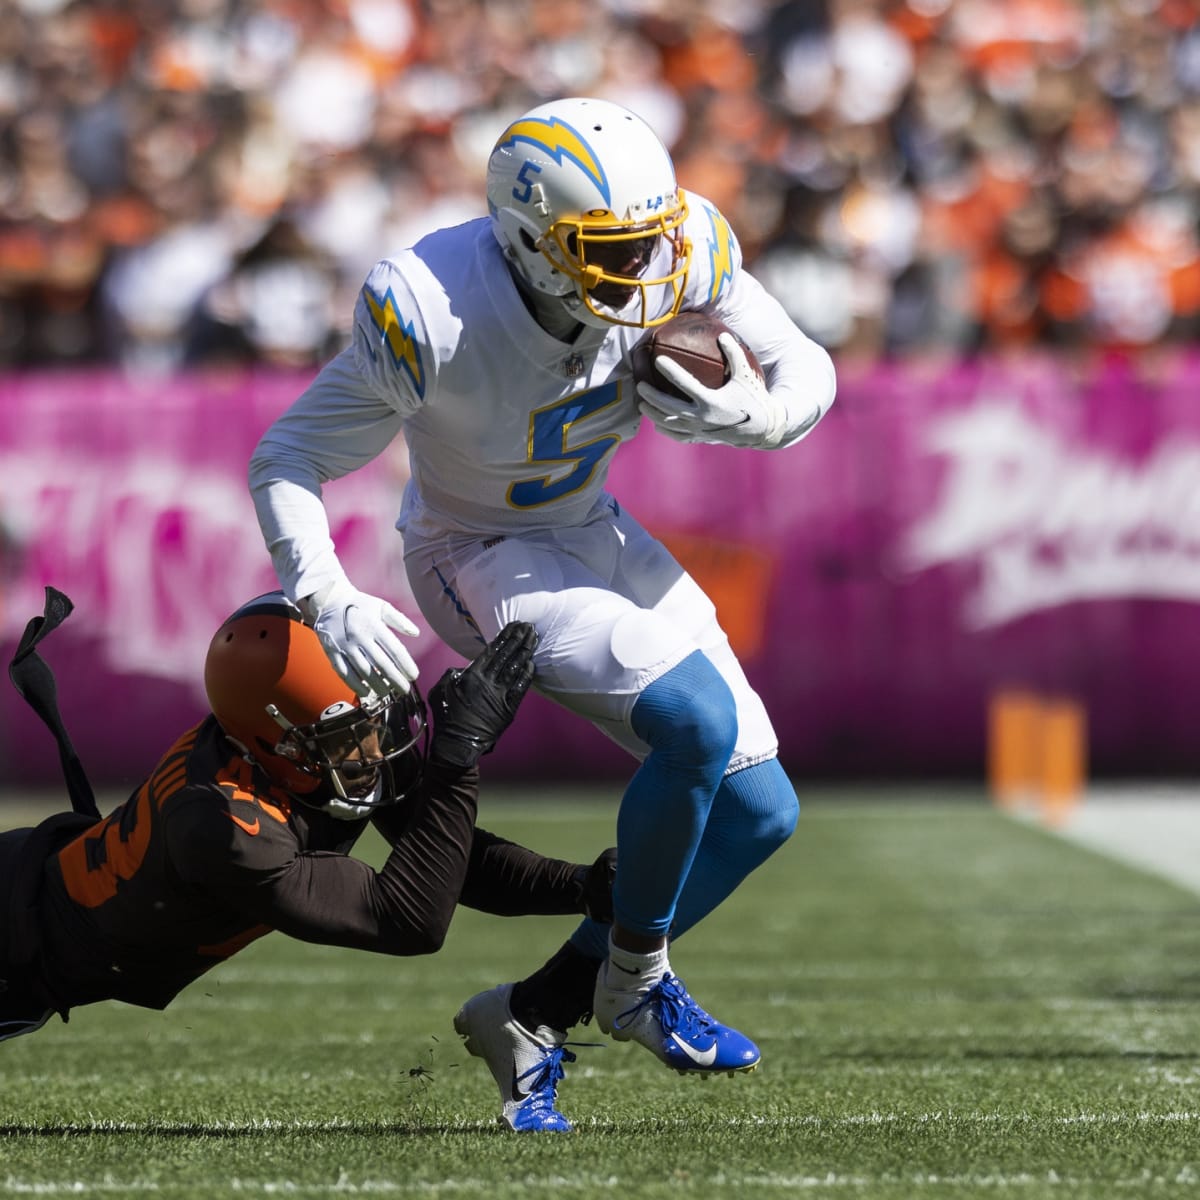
[4,1111,1197,1136]
[1032,786,1200,898]
[7,1166,1200,1194]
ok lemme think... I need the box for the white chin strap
[324,777,383,821]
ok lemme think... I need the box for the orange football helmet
[204,592,427,810]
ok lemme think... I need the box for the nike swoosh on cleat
[509,1067,530,1103]
[668,1033,718,1067]
[225,812,260,836]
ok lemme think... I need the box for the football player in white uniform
[250,96,836,1132]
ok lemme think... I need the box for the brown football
[630,311,764,402]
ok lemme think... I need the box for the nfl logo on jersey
[562,353,585,378]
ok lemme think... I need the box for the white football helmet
[486,97,691,329]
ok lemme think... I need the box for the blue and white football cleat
[453,983,575,1132]
[593,966,761,1075]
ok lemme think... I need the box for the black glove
[428,622,538,769]
[571,846,617,923]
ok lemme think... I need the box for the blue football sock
[568,650,736,950]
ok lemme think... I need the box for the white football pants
[402,493,777,770]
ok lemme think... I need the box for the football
[631,311,764,402]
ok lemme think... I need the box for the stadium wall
[3,354,1199,791]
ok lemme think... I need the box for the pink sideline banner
[3,354,1200,792]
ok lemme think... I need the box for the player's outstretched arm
[458,835,617,919]
[426,621,538,768]
[216,623,541,956]
[248,346,418,695]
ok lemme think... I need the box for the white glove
[637,333,787,448]
[303,579,420,697]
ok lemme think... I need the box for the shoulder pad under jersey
[351,258,433,413]
[683,193,744,309]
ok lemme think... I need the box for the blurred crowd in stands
[4,0,1200,369]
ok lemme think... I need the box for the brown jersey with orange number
[28,715,584,1015]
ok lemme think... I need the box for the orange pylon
[987,690,1043,810]
[987,690,1087,823]
[1040,699,1087,825]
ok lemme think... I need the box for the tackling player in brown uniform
[0,588,615,1125]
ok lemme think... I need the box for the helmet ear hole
[519,230,538,253]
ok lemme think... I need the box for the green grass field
[2,788,1199,1198]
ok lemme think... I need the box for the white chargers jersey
[357,217,641,538]
[249,191,835,603]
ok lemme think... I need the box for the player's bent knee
[631,650,738,781]
[725,757,799,851]
[747,790,798,856]
[763,787,800,847]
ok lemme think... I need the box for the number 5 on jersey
[508,382,622,509]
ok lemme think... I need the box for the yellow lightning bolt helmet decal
[704,204,736,304]
[493,116,611,206]
[362,284,425,398]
